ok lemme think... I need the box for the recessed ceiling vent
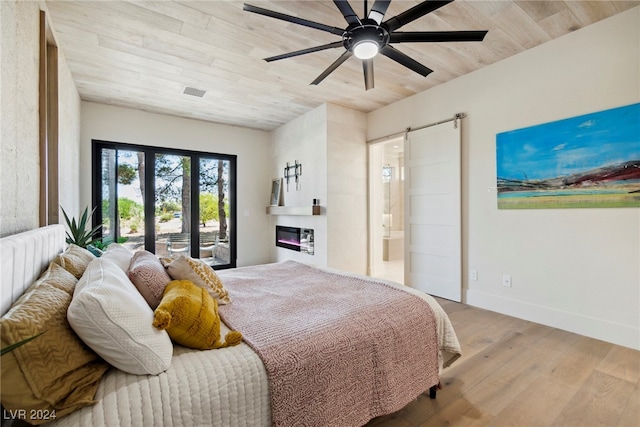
[183,86,206,97]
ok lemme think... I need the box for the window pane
[116,150,145,252]
[199,158,231,265]
[100,148,117,244]
[155,153,191,257]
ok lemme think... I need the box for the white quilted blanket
[50,264,460,426]
[49,337,270,427]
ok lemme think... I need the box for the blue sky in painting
[496,103,640,181]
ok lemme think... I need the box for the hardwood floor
[368,298,640,427]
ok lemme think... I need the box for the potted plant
[61,206,102,248]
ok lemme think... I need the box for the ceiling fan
[243,0,488,90]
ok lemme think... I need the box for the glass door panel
[155,153,191,257]
[98,148,146,252]
[116,150,146,252]
[100,148,117,245]
[199,158,231,265]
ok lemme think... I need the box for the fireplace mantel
[265,205,321,216]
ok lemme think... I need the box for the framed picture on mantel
[270,178,282,206]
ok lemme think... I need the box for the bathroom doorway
[369,137,405,284]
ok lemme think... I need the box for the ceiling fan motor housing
[343,20,390,56]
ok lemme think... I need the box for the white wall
[270,104,329,266]
[367,7,640,349]
[0,1,81,237]
[270,103,368,274]
[326,104,368,274]
[0,1,40,236]
[80,102,272,267]
[57,38,82,219]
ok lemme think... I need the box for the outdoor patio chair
[166,231,220,257]
[166,233,190,255]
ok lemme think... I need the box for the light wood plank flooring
[368,298,640,427]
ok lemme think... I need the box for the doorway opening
[369,137,405,284]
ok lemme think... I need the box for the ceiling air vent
[183,87,206,97]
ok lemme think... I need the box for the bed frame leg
[428,382,442,399]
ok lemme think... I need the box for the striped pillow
[163,256,231,304]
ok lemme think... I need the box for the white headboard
[0,224,65,316]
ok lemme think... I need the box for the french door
[92,140,237,269]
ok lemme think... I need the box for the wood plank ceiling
[45,1,638,131]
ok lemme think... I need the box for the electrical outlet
[502,274,512,287]
[470,269,478,281]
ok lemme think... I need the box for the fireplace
[276,226,314,255]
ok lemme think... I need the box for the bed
[0,225,461,426]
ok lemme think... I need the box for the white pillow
[68,258,173,375]
[100,243,135,272]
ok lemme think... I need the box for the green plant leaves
[61,206,103,248]
[1,331,46,356]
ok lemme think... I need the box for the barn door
[405,121,461,301]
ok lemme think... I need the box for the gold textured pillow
[152,280,242,350]
[0,263,109,424]
[163,256,231,304]
[54,244,96,279]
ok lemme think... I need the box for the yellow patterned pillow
[163,256,231,304]
[54,244,96,279]
[152,280,241,350]
[0,263,109,424]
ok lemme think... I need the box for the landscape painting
[496,103,640,209]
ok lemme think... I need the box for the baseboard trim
[465,289,639,350]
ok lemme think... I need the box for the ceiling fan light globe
[353,40,379,59]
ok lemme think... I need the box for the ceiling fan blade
[363,59,374,90]
[333,0,361,25]
[265,42,344,62]
[368,0,391,24]
[390,30,488,43]
[384,0,453,32]
[311,51,353,85]
[380,45,433,77]
[243,4,344,36]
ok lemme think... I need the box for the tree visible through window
[93,140,236,269]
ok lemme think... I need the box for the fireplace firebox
[276,226,314,255]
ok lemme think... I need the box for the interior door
[405,122,461,301]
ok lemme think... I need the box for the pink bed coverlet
[218,261,439,427]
